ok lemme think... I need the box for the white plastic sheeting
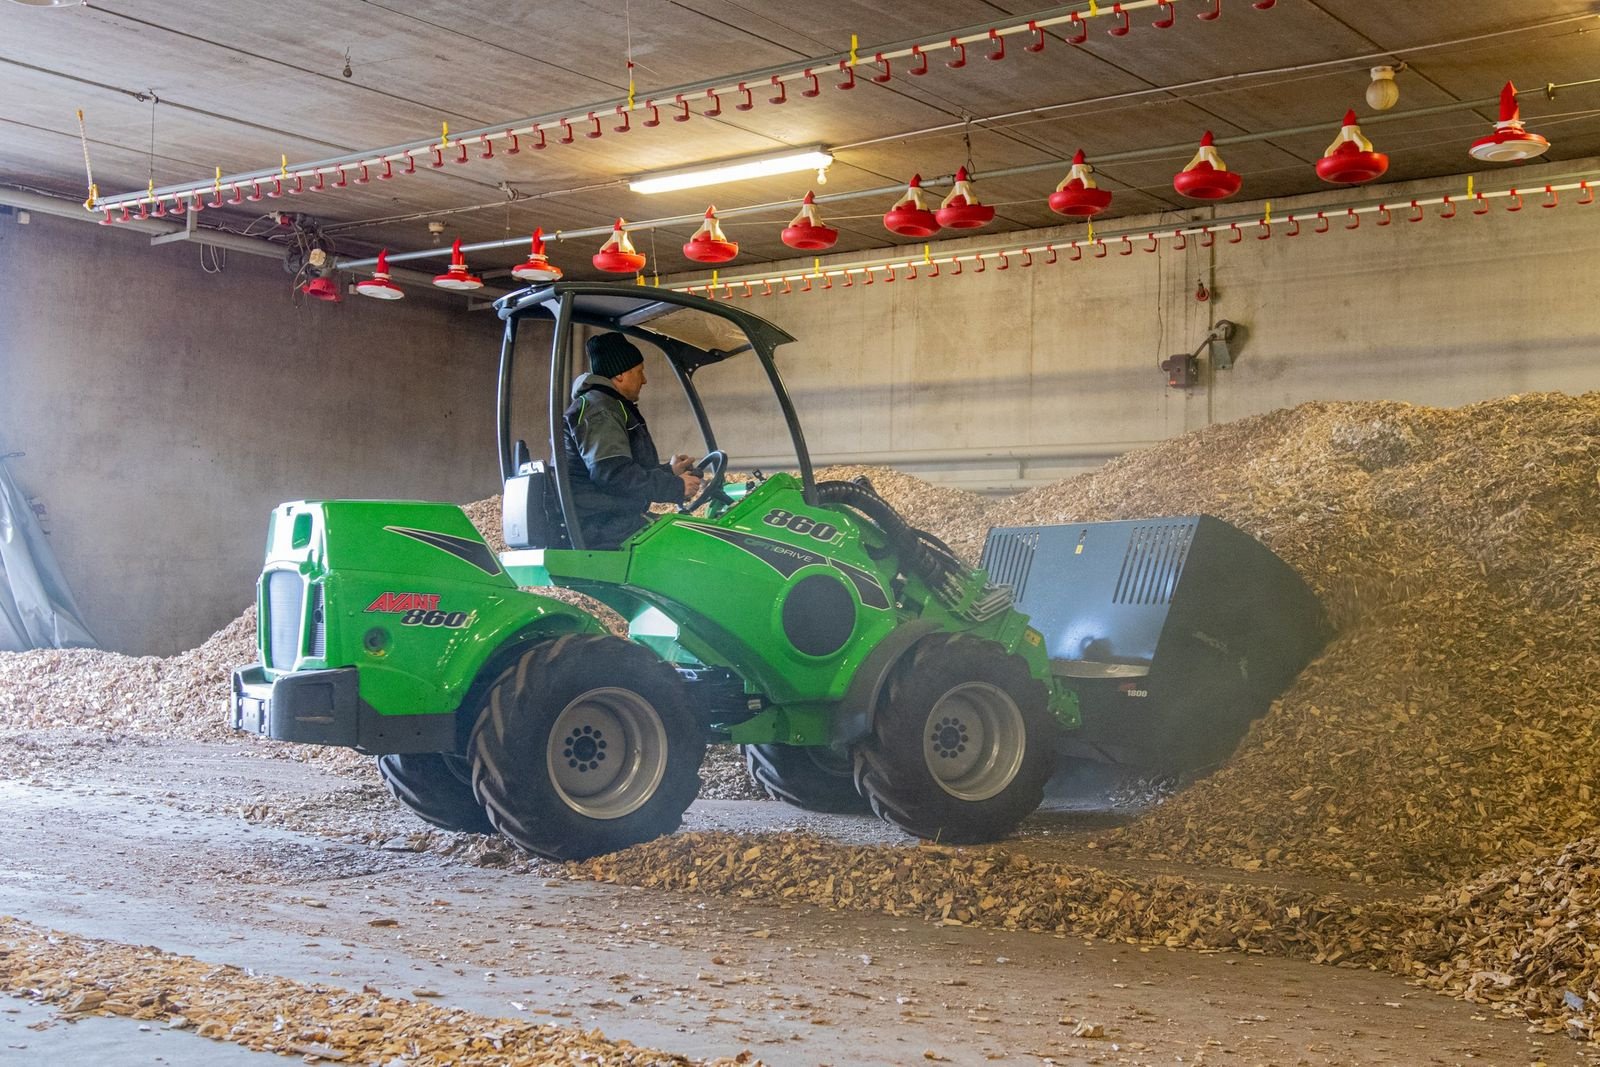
[0,456,96,651]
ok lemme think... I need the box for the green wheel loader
[233,282,1327,860]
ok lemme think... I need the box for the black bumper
[231,665,457,755]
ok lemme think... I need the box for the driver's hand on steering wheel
[678,470,704,501]
[669,453,695,475]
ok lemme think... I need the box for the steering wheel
[678,450,730,514]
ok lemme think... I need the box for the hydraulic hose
[815,478,1007,617]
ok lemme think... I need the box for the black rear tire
[376,753,495,835]
[853,634,1054,843]
[743,743,870,814]
[469,634,705,860]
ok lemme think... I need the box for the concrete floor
[0,734,1592,1067]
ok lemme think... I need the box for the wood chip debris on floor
[0,917,758,1066]
[570,829,1599,1041]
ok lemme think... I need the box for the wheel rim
[922,682,1026,802]
[546,687,668,820]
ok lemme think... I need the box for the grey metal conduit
[0,186,513,297]
[343,79,1599,271]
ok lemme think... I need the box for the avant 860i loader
[232,283,1327,860]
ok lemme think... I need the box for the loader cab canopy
[494,282,815,550]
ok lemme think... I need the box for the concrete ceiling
[3,0,1598,279]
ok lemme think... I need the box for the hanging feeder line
[668,174,1598,299]
[87,0,1276,221]
[340,75,1597,271]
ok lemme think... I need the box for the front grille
[308,583,326,659]
[1111,522,1196,605]
[266,570,304,670]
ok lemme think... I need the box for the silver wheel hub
[546,687,667,820]
[923,682,1025,802]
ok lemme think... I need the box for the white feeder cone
[1056,149,1099,192]
[690,206,731,243]
[1183,131,1230,172]
[891,174,934,211]
[1325,109,1375,156]
[788,190,828,227]
[599,220,640,255]
[939,166,985,209]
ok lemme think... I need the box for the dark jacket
[563,373,685,549]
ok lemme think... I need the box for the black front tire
[470,634,705,860]
[744,743,870,814]
[376,753,495,834]
[853,634,1054,843]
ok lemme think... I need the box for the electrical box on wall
[1160,353,1200,388]
[1160,320,1239,390]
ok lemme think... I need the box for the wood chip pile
[0,916,754,1065]
[1003,395,1600,888]
[1398,833,1600,1042]
[813,464,997,561]
[0,608,257,739]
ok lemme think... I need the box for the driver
[563,332,703,549]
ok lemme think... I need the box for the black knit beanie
[586,332,644,378]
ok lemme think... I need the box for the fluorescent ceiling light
[630,147,833,195]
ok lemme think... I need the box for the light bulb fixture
[630,146,833,195]
[1366,65,1400,111]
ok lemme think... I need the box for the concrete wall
[652,156,1600,491]
[0,212,504,654]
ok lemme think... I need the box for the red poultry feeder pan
[1316,110,1389,185]
[593,219,647,274]
[1173,132,1243,200]
[782,191,839,251]
[1469,82,1550,163]
[935,167,995,229]
[1049,149,1114,217]
[683,206,739,264]
[302,275,341,302]
[355,249,404,300]
[511,227,563,282]
[884,174,942,238]
[1316,148,1388,185]
[433,238,484,290]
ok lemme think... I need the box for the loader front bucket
[981,515,1330,773]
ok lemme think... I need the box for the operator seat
[502,459,570,550]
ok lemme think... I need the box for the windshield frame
[495,282,815,550]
